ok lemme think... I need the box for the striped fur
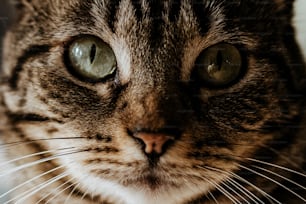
[1,0,306,203]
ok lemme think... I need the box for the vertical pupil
[216,50,223,70]
[90,44,97,64]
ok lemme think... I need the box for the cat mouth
[108,162,176,190]
[135,174,163,189]
[123,172,177,190]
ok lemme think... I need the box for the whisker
[221,180,247,203]
[0,147,75,167]
[247,158,306,179]
[80,187,90,202]
[0,137,87,149]
[239,164,306,203]
[208,190,219,204]
[259,145,302,169]
[224,177,253,204]
[5,172,70,204]
[46,165,89,204]
[0,165,65,200]
[211,179,241,203]
[45,178,77,204]
[198,174,240,203]
[0,149,85,177]
[253,165,306,192]
[36,176,75,204]
[202,165,276,204]
[64,182,81,204]
[230,172,279,204]
[200,166,263,204]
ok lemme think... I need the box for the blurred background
[295,0,306,58]
[0,0,305,203]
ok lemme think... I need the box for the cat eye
[194,43,243,88]
[67,36,117,82]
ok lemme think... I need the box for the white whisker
[0,137,86,149]
[225,177,253,204]
[35,175,75,204]
[0,149,84,178]
[211,180,241,203]
[200,166,261,203]
[5,172,69,204]
[80,187,90,202]
[221,180,247,203]
[0,147,75,167]
[239,164,306,203]
[198,174,241,203]
[202,165,277,204]
[64,181,81,204]
[253,165,306,192]
[247,158,306,178]
[0,165,65,199]
[208,190,219,204]
[45,178,77,204]
[260,145,301,169]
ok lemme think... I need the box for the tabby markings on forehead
[91,0,227,84]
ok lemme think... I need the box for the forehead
[12,0,285,61]
[39,0,281,36]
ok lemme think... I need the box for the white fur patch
[111,38,131,84]
[61,161,215,204]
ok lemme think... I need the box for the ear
[8,0,34,23]
[275,0,297,10]
[273,0,294,10]
[10,0,33,9]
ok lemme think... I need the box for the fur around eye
[194,43,243,88]
[67,35,117,82]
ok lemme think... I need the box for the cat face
[1,0,306,203]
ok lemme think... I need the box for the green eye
[194,43,243,88]
[68,36,117,82]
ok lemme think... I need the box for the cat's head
[1,0,306,203]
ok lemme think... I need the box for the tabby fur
[1,0,306,203]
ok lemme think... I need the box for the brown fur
[1,0,306,203]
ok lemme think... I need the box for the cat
[1,0,306,203]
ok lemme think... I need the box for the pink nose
[134,132,174,154]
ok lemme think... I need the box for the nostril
[133,132,175,155]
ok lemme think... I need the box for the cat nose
[133,132,175,155]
